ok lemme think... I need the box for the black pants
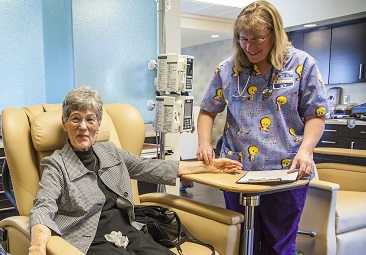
[87,223,175,255]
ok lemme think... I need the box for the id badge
[273,71,294,89]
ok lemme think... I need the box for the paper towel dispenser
[327,87,342,106]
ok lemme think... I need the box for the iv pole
[157,0,166,193]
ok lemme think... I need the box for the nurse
[196,1,328,254]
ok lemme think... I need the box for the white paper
[237,170,298,184]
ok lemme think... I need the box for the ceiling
[181,0,242,47]
[180,0,366,48]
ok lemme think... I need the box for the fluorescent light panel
[304,23,317,28]
[191,0,253,8]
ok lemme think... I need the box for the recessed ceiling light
[211,35,220,38]
[304,23,317,28]
[191,0,253,8]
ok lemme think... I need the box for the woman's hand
[178,158,242,176]
[207,158,243,173]
[196,144,216,165]
[287,149,314,179]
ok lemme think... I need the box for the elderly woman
[28,86,242,255]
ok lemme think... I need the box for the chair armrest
[309,179,340,191]
[139,193,244,255]
[297,179,339,255]
[139,193,244,225]
[0,216,83,255]
[47,236,84,255]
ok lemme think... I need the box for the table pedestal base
[239,194,260,255]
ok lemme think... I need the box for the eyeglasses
[68,115,98,127]
[238,32,272,46]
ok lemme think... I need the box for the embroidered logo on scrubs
[213,88,223,101]
[248,146,258,161]
[232,66,239,77]
[247,86,258,101]
[215,65,221,75]
[289,128,301,142]
[254,65,261,76]
[276,96,288,111]
[316,106,327,117]
[259,117,271,132]
[318,72,325,88]
[295,65,303,81]
[273,71,294,89]
[281,158,292,169]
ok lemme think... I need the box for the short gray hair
[62,86,103,122]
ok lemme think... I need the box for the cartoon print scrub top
[200,47,328,170]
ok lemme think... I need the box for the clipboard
[236,170,298,184]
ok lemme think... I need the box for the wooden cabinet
[329,20,366,84]
[0,147,18,220]
[314,124,366,165]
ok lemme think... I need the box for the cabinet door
[329,21,366,84]
[349,138,366,150]
[287,31,303,50]
[304,27,331,84]
[349,125,366,139]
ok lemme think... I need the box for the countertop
[325,119,366,126]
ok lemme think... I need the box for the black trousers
[87,222,175,255]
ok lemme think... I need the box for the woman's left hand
[207,158,243,173]
[287,150,314,179]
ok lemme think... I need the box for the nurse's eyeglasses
[238,32,272,47]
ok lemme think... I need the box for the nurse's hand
[196,144,215,165]
[287,149,314,179]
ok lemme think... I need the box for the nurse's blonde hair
[233,0,292,72]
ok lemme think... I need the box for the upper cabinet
[287,31,303,50]
[329,21,366,84]
[304,27,331,84]
[287,18,366,85]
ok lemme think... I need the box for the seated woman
[28,86,242,255]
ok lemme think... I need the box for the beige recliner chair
[296,161,366,255]
[0,103,244,255]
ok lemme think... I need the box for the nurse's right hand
[196,144,215,165]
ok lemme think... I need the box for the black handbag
[134,205,215,255]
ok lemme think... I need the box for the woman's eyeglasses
[238,32,272,47]
[68,115,98,127]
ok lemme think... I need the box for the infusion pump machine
[154,95,194,133]
[157,53,194,93]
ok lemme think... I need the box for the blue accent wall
[42,0,74,103]
[72,0,157,122]
[0,0,46,111]
[0,0,157,123]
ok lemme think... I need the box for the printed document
[237,170,298,184]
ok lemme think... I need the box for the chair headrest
[31,110,110,152]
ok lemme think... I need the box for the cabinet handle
[350,141,355,149]
[360,64,365,80]
[324,129,337,132]
[321,141,336,144]
[360,131,366,134]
